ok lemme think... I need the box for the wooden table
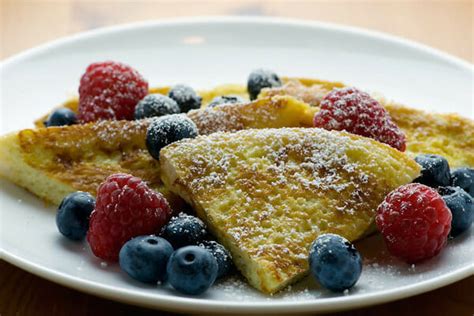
[1,1,473,315]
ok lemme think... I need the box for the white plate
[1,17,473,314]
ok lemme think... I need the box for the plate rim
[1,16,473,314]
[1,16,473,70]
[2,250,473,314]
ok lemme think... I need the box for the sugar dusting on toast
[160,127,421,293]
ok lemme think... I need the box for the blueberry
[207,95,246,108]
[168,84,202,113]
[451,167,474,197]
[45,108,77,127]
[134,94,180,119]
[198,240,233,278]
[119,235,173,283]
[414,154,451,187]
[162,213,207,249]
[166,246,218,295]
[56,191,95,240]
[247,69,282,100]
[309,234,362,292]
[146,114,198,160]
[438,186,474,237]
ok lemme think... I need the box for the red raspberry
[87,173,172,261]
[376,183,452,263]
[78,61,148,123]
[313,87,406,151]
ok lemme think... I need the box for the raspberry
[313,87,406,151]
[87,173,172,261]
[376,183,452,263]
[78,61,148,123]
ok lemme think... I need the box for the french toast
[261,79,474,168]
[160,128,421,293]
[0,95,318,206]
[0,78,474,210]
[0,119,183,209]
[3,82,472,209]
[40,78,473,168]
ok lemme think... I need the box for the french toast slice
[0,119,183,209]
[261,79,474,168]
[188,95,315,134]
[4,77,472,208]
[0,95,316,207]
[160,128,421,294]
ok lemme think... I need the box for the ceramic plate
[1,17,473,314]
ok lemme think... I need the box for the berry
[247,69,282,100]
[134,94,180,119]
[438,186,473,237]
[376,183,452,263]
[414,154,451,187]
[45,108,77,127]
[56,191,95,240]
[119,235,173,283]
[207,95,246,108]
[309,234,362,292]
[146,114,198,160]
[198,240,233,278]
[78,61,148,122]
[87,173,172,261]
[168,85,202,113]
[313,87,406,151]
[451,167,474,197]
[161,212,207,249]
[166,246,218,295]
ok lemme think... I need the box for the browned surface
[160,128,421,293]
[1,0,473,315]
[265,79,474,168]
[18,120,157,193]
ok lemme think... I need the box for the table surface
[1,1,473,315]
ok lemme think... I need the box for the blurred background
[0,1,473,316]
[1,0,473,62]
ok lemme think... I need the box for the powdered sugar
[162,127,420,293]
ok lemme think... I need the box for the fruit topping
[87,173,172,261]
[119,235,173,283]
[56,191,95,240]
[166,245,218,295]
[198,240,233,279]
[45,108,77,127]
[247,69,282,100]
[134,94,180,119]
[414,154,451,187]
[451,167,474,197]
[161,212,207,249]
[309,234,362,292]
[168,84,202,113]
[376,183,452,263]
[207,95,246,108]
[146,114,198,160]
[313,87,406,151]
[78,61,148,123]
[438,186,473,237]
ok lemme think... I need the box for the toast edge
[160,152,296,294]
[0,132,72,205]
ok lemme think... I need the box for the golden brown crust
[160,128,420,293]
[1,120,185,209]
[188,95,315,135]
[264,80,474,168]
[383,102,474,167]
